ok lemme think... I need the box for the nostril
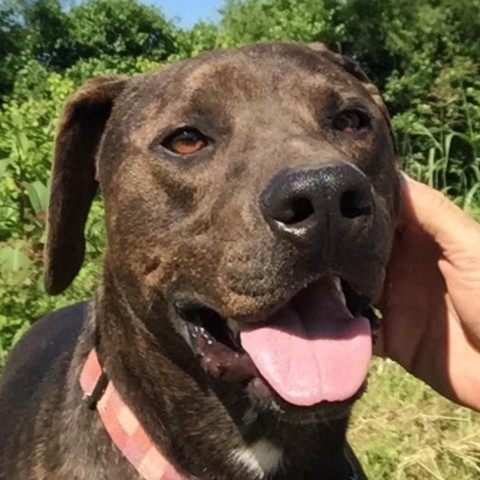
[340,189,372,219]
[275,197,315,225]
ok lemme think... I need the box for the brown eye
[333,110,370,133]
[162,128,208,155]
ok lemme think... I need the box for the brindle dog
[0,43,400,479]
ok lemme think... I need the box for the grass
[349,359,480,480]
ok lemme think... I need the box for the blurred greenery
[0,1,479,478]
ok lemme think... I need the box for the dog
[0,42,400,479]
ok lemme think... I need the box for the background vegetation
[0,0,479,478]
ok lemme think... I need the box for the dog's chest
[229,439,283,478]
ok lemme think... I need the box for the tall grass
[403,127,480,216]
[350,360,480,480]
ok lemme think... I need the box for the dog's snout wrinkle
[260,164,374,246]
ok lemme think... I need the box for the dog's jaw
[171,273,379,423]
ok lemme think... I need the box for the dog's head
[45,43,399,422]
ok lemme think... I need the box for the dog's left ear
[44,76,126,295]
[308,43,392,128]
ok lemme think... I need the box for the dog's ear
[44,76,126,295]
[308,43,392,133]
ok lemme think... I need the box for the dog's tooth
[364,305,381,329]
[201,331,213,344]
[227,318,240,336]
[332,276,347,306]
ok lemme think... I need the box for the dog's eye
[162,128,208,155]
[333,110,370,133]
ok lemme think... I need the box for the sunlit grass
[350,359,480,480]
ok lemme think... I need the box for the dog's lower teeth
[332,276,347,307]
[226,318,240,336]
[194,328,215,345]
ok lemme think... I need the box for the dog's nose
[260,164,374,244]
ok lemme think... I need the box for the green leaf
[0,246,32,272]
[25,181,50,214]
[0,158,12,178]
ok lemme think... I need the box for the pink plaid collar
[80,349,186,480]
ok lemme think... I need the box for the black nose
[260,164,374,245]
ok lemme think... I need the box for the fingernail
[400,171,420,191]
[400,171,414,183]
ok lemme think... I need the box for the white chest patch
[230,439,283,478]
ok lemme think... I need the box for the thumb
[401,173,479,251]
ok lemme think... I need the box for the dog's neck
[92,275,358,480]
[80,349,187,480]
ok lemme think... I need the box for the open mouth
[174,275,379,411]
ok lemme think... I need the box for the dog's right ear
[44,76,126,295]
[307,44,390,121]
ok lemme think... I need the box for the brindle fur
[0,43,400,480]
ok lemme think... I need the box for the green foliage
[0,0,177,98]
[0,3,26,98]
[218,0,343,45]
[66,0,174,59]
[173,22,220,59]
[395,55,480,211]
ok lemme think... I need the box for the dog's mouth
[174,274,379,413]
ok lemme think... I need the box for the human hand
[375,174,480,411]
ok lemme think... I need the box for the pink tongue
[240,279,372,406]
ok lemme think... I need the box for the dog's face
[46,43,399,422]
